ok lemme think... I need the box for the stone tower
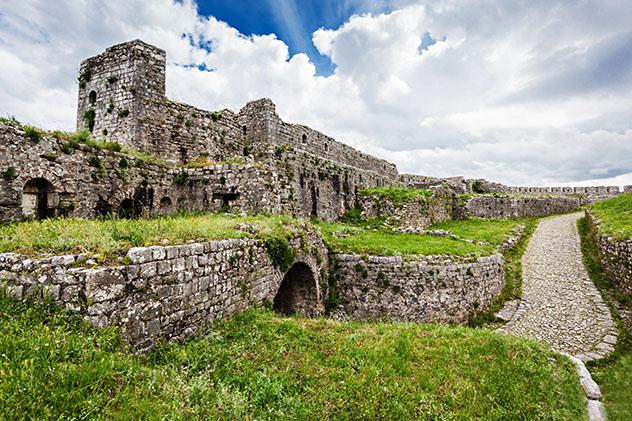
[76,40,166,152]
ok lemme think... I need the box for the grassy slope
[0,295,586,420]
[0,213,303,261]
[578,217,632,420]
[589,192,632,239]
[317,218,526,257]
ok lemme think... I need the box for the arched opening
[22,178,55,219]
[94,195,112,218]
[159,196,173,214]
[302,133,307,143]
[273,262,318,316]
[118,198,140,219]
[88,90,97,105]
[242,125,247,136]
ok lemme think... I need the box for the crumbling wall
[0,125,285,223]
[357,187,453,229]
[331,254,504,323]
[0,233,328,351]
[586,211,632,296]
[459,195,580,219]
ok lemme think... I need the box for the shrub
[23,125,42,142]
[77,67,91,88]
[264,237,296,271]
[2,167,18,181]
[88,155,103,170]
[83,109,96,132]
[60,139,80,154]
[210,111,222,122]
[118,108,130,118]
[174,170,189,185]
[41,152,58,162]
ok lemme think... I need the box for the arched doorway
[22,178,55,219]
[273,262,318,316]
[118,198,139,219]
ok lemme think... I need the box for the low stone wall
[586,211,632,296]
[0,234,327,351]
[358,188,452,229]
[331,254,504,323]
[460,195,580,219]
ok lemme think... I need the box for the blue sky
[2,0,632,186]
[195,0,394,75]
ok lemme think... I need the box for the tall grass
[0,294,586,420]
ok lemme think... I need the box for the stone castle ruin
[1,40,630,350]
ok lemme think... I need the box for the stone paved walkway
[498,213,617,361]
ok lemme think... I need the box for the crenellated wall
[459,195,581,219]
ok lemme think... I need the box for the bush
[2,167,17,181]
[118,108,130,118]
[83,109,96,132]
[264,236,296,271]
[23,125,42,142]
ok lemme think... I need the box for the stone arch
[302,133,307,143]
[273,262,319,316]
[88,90,97,105]
[160,196,173,210]
[22,178,55,219]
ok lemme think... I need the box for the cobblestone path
[498,213,617,361]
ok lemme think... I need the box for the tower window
[302,133,307,143]
[88,90,97,105]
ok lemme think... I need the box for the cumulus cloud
[1,0,632,186]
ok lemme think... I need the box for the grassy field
[578,217,632,420]
[0,294,587,420]
[316,218,527,257]
[589,192,632,240]
[0,213,303,261]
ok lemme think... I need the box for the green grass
[0,295,587,420]
[316,218,527,258]
[589,192,632,240]
[357,186,433,205]
[468,218,539,327]
[578,217,632,420]
[0,213,304,261]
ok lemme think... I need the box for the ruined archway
[118,198,139,219]
[22,178,55,219]
[273,262,319,316]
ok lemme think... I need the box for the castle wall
[357,187,453,229]
[77,40,166,152]
[0,125,285,223]
[239,99,399,180]
[586,210,632,296]
[0,233,328,352]
[460,195,580,219]
[331,253,504,323]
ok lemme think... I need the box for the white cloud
[1,0,632,186]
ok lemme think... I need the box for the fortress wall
[239,99,399,180]
[0,125,284,223]
[331,253,504,323]
[0,233,328,352]
[461,195,580,219]
[77,40,166,151]
[270,146,398,220]
[358,187,453,229]
[586,211,632,296]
